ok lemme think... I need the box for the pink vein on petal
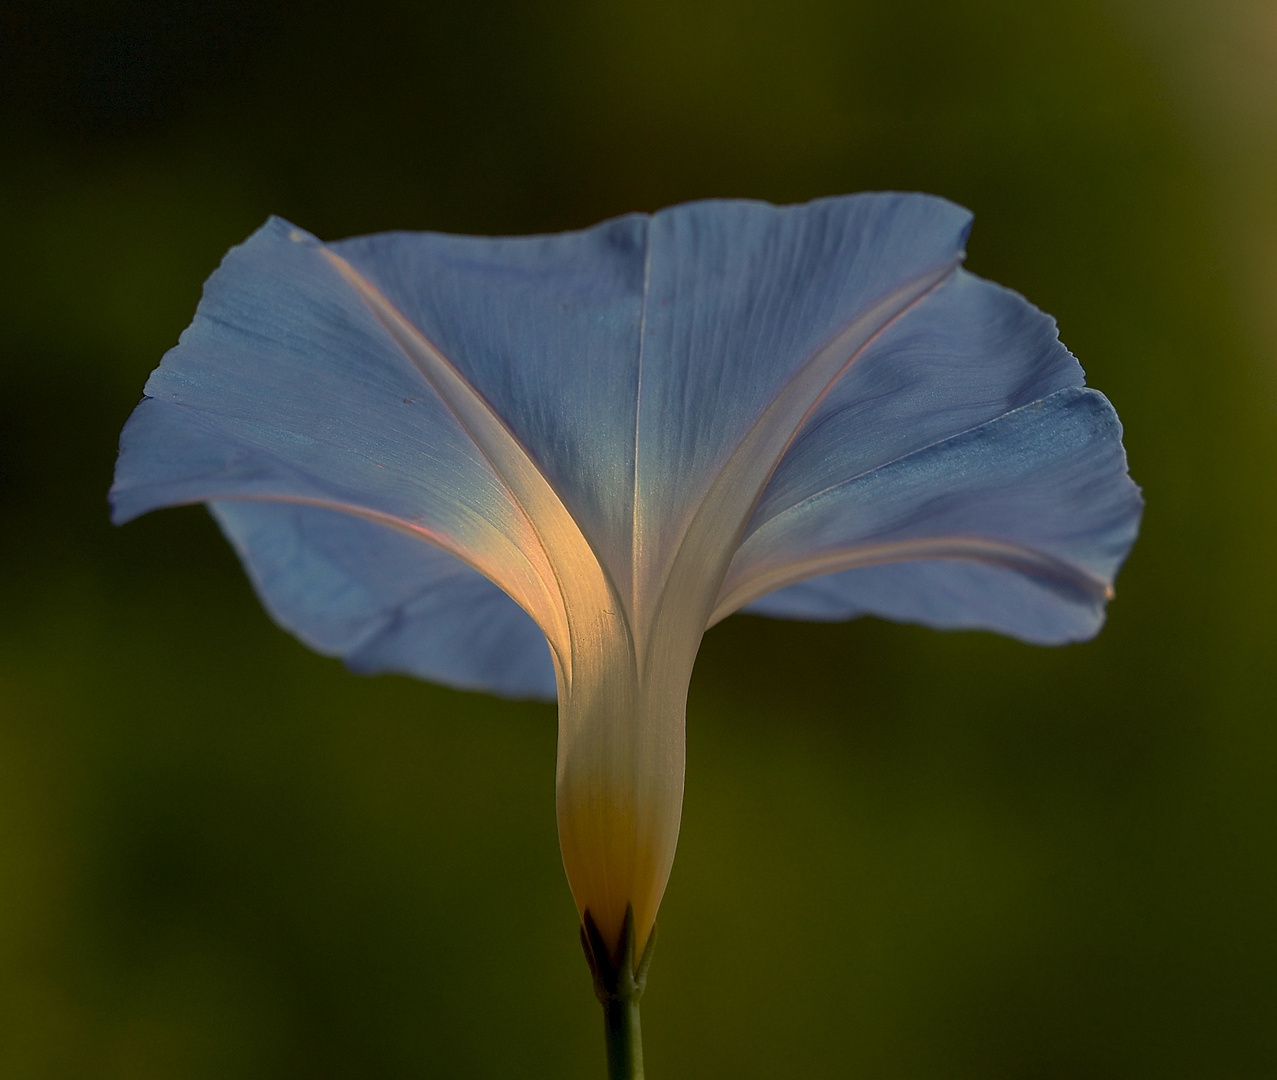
[709,534,1113,627]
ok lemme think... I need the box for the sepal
[580,905,657,1005]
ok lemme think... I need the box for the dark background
[2,1,1275,1076]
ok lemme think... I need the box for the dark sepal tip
[580,905,657,1005]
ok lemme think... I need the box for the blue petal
[724,387,1142,643]
[111,217,572,696]
[113,217,518,543]
[210,501,556,699]
[329,217,649,597]
[113,195,1138,698]
[742,561,1106,644]
[755,269,1086,522]
[334,196,971,607]
[632,194,973,603]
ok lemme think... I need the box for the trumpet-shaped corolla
[111,194,1142,960]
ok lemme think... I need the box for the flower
[111,194,1141,962]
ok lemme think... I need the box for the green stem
[581,906,657,1080]
[603,994,643,1080]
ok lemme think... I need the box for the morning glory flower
[111,194,1140,1071]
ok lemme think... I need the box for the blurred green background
[2,0,1276,1076]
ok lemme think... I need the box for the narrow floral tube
[111,193,1142,959]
